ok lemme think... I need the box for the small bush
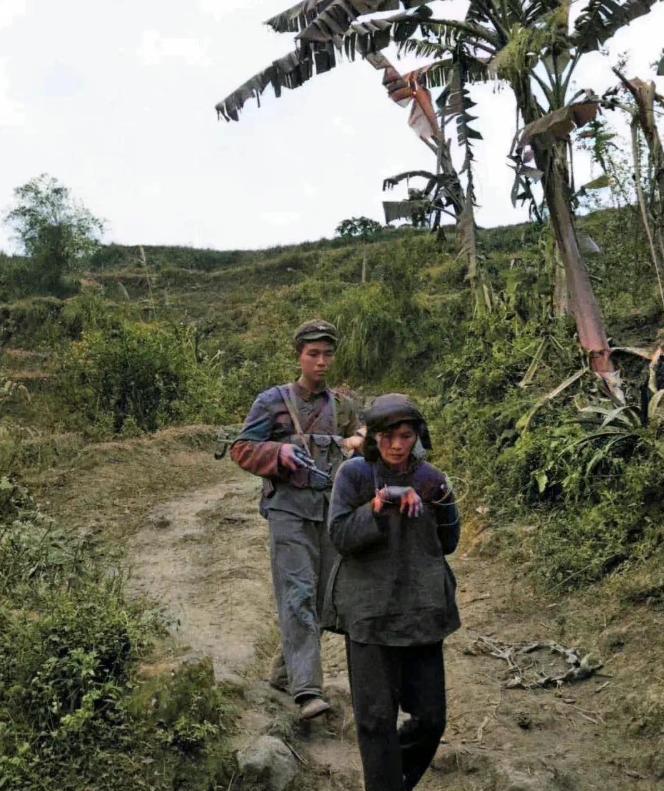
[57,320,223,433]
[0,480,237,790]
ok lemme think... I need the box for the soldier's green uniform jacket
[230,382,360,519]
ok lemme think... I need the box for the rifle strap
[278,385,310,454]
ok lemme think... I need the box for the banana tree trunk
[553,249,570,317]
[513,78,621,397]
[623,76,664,205]
[631,119,664,310]
[542,151,621,394]
[435,134,483,310]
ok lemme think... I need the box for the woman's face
[376,422,418,469]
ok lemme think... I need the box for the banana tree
[215,1,484,302]
[605,68,664,311]
[352,0,660,397]
[216,0,661,396]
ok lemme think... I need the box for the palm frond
[265,0,335,33]
[572,0,659,53]
[382,198,431,223]
[216,45,335,121]
[297,0,435,42]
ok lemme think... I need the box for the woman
[326,393,461,791]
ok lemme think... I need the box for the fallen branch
[472,635,603,690]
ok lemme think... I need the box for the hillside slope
[1,208,663,788]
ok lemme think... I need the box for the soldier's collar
[293,380,329,400]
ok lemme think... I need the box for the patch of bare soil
[127,471,274,683]
[45,433,663,791]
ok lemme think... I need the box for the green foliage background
[1,206,663,786]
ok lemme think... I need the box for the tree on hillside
[336,215,383,283]
[336,216,382,239]
[4,174,104,294]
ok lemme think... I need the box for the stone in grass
[237,735,298,791]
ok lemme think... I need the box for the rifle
[214,426,243,460]
[214,428,334,484]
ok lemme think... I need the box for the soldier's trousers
[346,640,446,791]
[268,509,336,701]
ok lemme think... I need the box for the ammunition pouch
[287,433,345,490]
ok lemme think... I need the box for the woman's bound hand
[372,486,423,518]
[399,488,423,518]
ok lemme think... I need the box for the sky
[0,0,663,252]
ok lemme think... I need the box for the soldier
[230,319,363,719]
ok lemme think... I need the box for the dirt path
[127,471,273,684]
[70,442,661,791]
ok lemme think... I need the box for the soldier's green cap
[293,319,338,346]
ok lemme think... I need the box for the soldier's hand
[278,443,303,472]
[342,434,365,452]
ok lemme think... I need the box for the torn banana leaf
[383,199,431,223]
[518,100,600,149]
[383,170,438,192]
[217,9,415,121]
[577,231,601,255]
[216,45,335,121]
[266,0,336,33]
[572,0,658,54]
[517,368,588,432]
[577,174,611,192]
[296,0,435,42]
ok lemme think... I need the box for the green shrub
[0,481,237,790]
[57,320,223,433]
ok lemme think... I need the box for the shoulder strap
[278,385,309,452]
[328,390,338,435]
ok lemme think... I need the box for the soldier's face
[299,341,336,384]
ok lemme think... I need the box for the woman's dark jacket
[324,456,461,646]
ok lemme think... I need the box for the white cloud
[261,210,301,227]
[0,58,23,126]
[137,30,211,67]
[198,0,270,21]
[332,115,357,138]
[0,0,26,31]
